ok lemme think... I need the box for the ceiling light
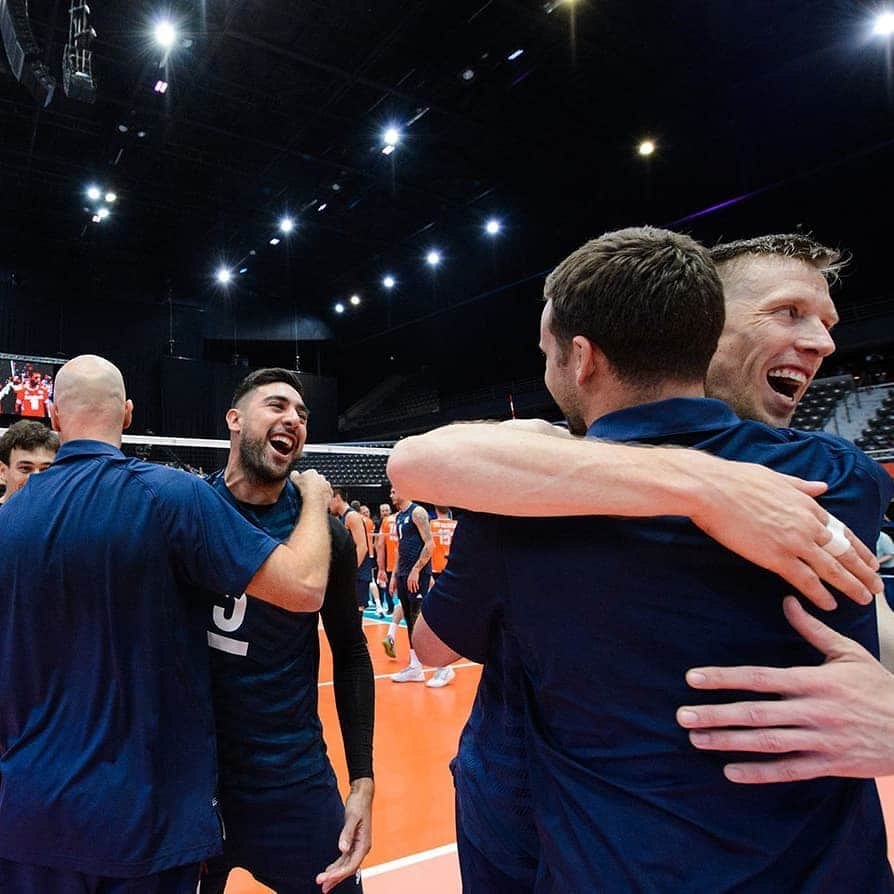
[383,275,396,289]
[239,267,248,274]
[137,130,147,138]
[875,12,894,35]
[381,144,395,156]
[485,218,501,235]
[383,127,400,147]
[334,302,345,314]
[350,294,361,306]
[105,192,117,203]
[269,237,280,246]
[318,203,327,211]
[154,21,177,49]
[426,250,441,267]
[216,267,232,284]
[507,49,524,61]
[154,80,168,94]
[638,140,655,156]
[96,207,110,220]
[117,124,128,133]
[279,216,295,234]
[86,185,101,201]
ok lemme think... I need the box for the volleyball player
[0,419,59,503]
[392,232,888,891]
[359,504,385,616]
[331,486,374,614]
[388,483,434,682]
[426,506,458,688]
[202,369,373,894]
[0,355,333,893]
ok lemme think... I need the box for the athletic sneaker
[381,635,396,658]
[392,665,425,683]
[426,666,456,688]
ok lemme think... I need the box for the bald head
[52,355,132,444]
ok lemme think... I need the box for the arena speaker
[0,0,56,107]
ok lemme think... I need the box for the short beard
[239,434,288,484]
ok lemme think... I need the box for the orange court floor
[223,620,894,894]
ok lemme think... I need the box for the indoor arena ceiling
[1,1,893,387]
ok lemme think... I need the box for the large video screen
[0,353,62,420]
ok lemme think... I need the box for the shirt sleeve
[159,474,279,597]
[421,511,505,664]
[320,522,375,781]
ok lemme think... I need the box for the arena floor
[223,620,894,894]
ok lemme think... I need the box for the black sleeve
[320,520,375,781]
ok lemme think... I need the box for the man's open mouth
[269,434,296,456]
[767,366,808,400]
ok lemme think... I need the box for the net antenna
[62,0,97,103]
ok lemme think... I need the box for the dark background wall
[0,266,338,440]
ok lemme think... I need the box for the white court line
[317,662,479,688]
[362,843,458,878]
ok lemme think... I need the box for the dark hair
[544,227,724,387]
[232,368,304,408]
[0,420,60,465]
[710,234,845,284]
[332,486,349,501]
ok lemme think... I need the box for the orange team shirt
[19,384,50,418]
[362,515,375,558]
[379,515,398,573]
[430,517,458,574]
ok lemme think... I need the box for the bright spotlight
[383,275,396,289]
[485,219,501,235]
[875,11,894,35]
[153,80,169,94]
[350,294,361,306]
[334,302,345,314]
[96,207,110,220]
[638,140,655,157]
[154,20,177,49]
[426,250,441,267]
[105,192,117,203]
[215,267,232,284]
[381,144,395,156]
[279,216,295,234]
[269,237,281,246]
[383,127,400,147]
[318,203,327,211]
[86,185,101,201]
[507,48,524,61]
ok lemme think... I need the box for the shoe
[392,665,425,683]
[381,635,396,658]
[426,666,456,688]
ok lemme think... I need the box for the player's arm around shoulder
[248,470,333,612]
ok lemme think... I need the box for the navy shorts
[0,859,201,893]
[201,770,363,894]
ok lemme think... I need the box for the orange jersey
[430,517,457,574]
[19,384,50,417]
[379,515,398,572]
[362,515,375,557]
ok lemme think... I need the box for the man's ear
[123,399,134,432]
[0,461,7,486]
[571,336,606,386]
[226,407,241,434]
[50,404,62,433]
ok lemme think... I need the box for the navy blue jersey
[424,399,894,892]
[206,473,373,790]
[0,441,278,877]
[395,501,431,577]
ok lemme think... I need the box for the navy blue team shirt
[0,441,279,877]
[424,398,894,892]
[205,473,373,790]
[395,501,431,578]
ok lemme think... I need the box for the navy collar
[586,398,739,442]
[55,439,125,461]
